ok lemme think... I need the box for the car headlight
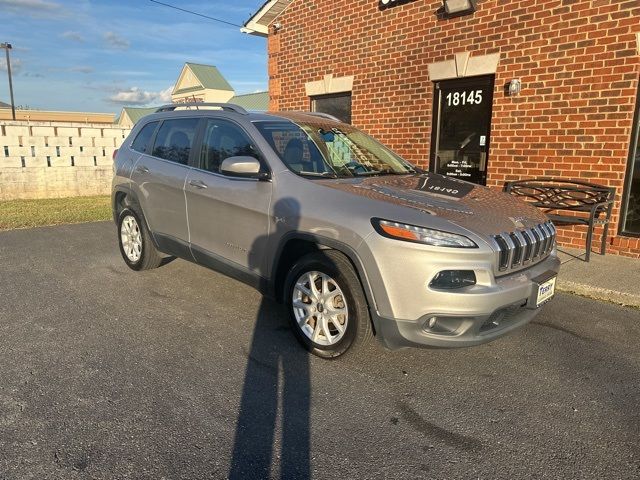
[372,219,477,248]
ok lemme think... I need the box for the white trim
[428,52,501,81]
[305,74,354,97]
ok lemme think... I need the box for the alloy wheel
[120,215,142,263]
[292,271,349,346]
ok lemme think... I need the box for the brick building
[244,0,640,258]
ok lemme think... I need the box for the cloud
[157,86,173,103]
[104,31,130,50]
[107,85,173,106]
[0,57,23,74]
[0,0,63,16]
[70,66,93,74]
[61,31,84,42]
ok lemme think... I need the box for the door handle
[135,165,150,174]
[189,179,208,189]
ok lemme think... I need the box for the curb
[557,281,640,309]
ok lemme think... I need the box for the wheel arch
[112,185,139,222]
[271,233,382,332]
[112,186,161,251]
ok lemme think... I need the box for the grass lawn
[0,195,112,231]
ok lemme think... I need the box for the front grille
[479,304,523,333]
[491,221,556,273]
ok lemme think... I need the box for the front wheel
[285,250,373,358]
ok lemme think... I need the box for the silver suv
[112,103,560,358]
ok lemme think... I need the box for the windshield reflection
[254,118,417,178]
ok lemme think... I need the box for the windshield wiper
[298,171,338,178]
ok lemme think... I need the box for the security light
[508,79,522,96]
[442,0,477,17]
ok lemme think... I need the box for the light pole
[0,42,16,121]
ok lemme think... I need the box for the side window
[199,119,260,174]
[131,121,158,154]
[151,118,199,165]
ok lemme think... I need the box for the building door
[430,76,494,185]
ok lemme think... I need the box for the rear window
[131,121,158,154]
[152,118,199,165]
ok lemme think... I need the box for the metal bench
[503,178,615,262]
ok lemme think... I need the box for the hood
[317,173,548,236]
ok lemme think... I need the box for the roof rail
[155,103,248,115]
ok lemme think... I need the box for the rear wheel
[285,250,372,358]
[117,207,162,271]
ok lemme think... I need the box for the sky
[0,0,268,113]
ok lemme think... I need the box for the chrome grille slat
[530,227,542,259]
[499,232,517,270]
[511,231,527,266]
[542,223,553,253]
[539,223,550,254]
[521,229,534,263]
[492,221,556,274]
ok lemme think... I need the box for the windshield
[253,118,417,178]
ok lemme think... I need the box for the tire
[117,207,163,271]
[284,250,373,358]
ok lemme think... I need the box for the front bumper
[364,242,560,349]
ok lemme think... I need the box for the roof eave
[240,25,268,37]
[242,0,289,37]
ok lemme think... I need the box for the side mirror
[220,156,263,178]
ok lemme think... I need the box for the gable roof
[230,91,269,111]
[122,106,157,125]
[0,100,10,108]
[242,0,293,36]
[173,63,234,95]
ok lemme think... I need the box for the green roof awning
[123,107,157,124]
[230,92,269,111]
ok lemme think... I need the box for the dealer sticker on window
[536,276,557,307]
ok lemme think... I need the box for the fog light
[429,270,476,290]
[422,316,466,335]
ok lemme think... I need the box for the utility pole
[1,42,16,121]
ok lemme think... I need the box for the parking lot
[1,222,639,479]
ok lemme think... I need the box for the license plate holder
[528,271,557,309]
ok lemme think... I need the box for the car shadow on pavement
[229,198,311,480]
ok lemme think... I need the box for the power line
[149,0,243,28]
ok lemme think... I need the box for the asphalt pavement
[0,222,639,479]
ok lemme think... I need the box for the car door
[130,117,199,251]
[185,117,273,278]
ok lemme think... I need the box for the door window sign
[479,135,487,147]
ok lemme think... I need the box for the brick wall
[268,0,640,257]
[0,121,130,200]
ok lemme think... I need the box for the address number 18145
[446,90,483,107]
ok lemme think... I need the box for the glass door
[430,76,495,185]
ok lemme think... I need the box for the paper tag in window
[479,135,487,147]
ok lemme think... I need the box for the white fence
[0,121,131,200]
